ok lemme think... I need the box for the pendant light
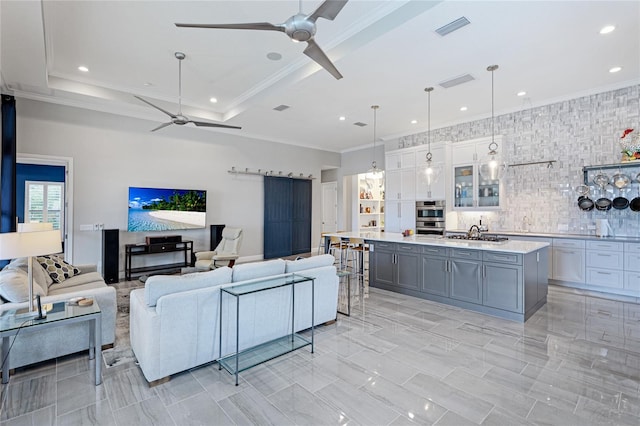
[367,105,382,178]
[479,64,507,181]
[423,87,442,196]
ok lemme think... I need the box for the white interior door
[322,182,337,233]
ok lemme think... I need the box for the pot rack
[228,167,314,180]
[582,162,640,185]
[509,160,556,168]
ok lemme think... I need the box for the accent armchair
[194,227,243,270]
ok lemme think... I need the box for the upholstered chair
[194,227,243,270]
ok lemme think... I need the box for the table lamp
[0,223,62,318]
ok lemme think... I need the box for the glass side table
[0,300,102,385]
[218,273,315,385]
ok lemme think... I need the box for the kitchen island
[324,232,550,322]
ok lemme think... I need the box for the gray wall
[16,98,340,270]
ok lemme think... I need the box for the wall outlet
[93,224,100,231]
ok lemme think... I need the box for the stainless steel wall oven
[416,200,445,235]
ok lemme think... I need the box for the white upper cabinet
[386,150,416,171]
[451,137,503,211]
[385,169,416,201]
[450,140,479,165]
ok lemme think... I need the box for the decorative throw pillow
[0,268,47,303]
[6,257,53,289]
[36,255,81,284]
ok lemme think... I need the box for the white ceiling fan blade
[175,22,285,32]
[303,39,343,79]
[150,122,173,132]
[309,0,349,22]
[134,95,177,118]
[190,120,242,130]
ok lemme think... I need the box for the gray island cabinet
[361,233,549,322]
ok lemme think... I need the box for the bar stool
[344,237,369,282]
[328,235,349,269]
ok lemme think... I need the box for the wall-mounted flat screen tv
[127,187,206,232]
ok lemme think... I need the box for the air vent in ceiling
[439,73,475,89]
[273,104,290,111]
[353,122,367,127]
[435,16,470,36]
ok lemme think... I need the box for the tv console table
[125,240,193,280]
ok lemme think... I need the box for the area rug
[102,280,143,368]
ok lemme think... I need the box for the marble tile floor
[2,284,640,425]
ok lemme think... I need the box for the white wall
[15,99,340,272]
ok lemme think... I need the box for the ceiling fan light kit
[134,52,241,132]
[175,0,348,79]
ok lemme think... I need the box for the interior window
[25,181,64,231]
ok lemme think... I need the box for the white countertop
[324,232,549,254]
[447,229,640,243]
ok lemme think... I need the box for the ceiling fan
[135,52,241,132]
[175,0,348,80]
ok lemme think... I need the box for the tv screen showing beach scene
[127,187,206,232]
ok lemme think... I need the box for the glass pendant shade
[424,155,442,186]
[479,64,507,182]
[478,147,507,181]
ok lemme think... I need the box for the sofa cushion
[284,254,335,273]
[47,280,110,296]
[6,257,53,290]
[36,255,81,284]
[0,268,47,303]
[47,272,105,292]
[231,259,285,283]
[144,266,232,307]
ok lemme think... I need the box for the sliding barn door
[291,179,312,255]
[264,176,311,259]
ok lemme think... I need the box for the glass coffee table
[0,300,102,385]
[218,273,315,385]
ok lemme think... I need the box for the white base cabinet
[552,239,585,283]
[548,238,640,297]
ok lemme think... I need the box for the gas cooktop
[446,235,509,242]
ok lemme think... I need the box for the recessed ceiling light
[600,25,615,34]
[460,106,468,111]
[609,66,622,73]
[339,116,346,121]
[411,120,418,124]
[143,82,153,86]
[266,52,282,61]
[517,91,527,97]
[78,66,89,72]
[209,97,218,103]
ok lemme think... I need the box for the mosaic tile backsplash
[397,85,640,237]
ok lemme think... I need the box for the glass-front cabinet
[453,164,501,210]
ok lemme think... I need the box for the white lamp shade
[0,230,62,260]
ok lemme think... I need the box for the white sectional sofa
[0,258,117,369]
[129,254,339,384]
